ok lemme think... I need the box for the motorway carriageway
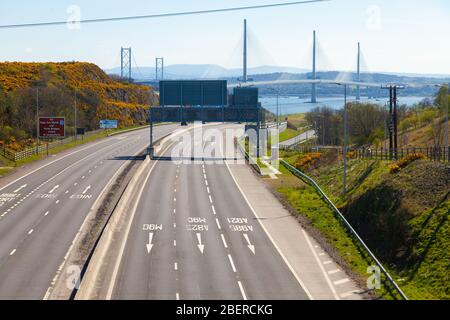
[109,124,309,299]
[0,125,178,299]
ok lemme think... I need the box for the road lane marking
[302,230,339,299]
[208,195,213,204]
[211,205,216,215]
[65,190,69,194]
[206,187,210,194]
[225,159,314,300]
[81,176,85,179]
[55,200,60,204]
[173,209,176,214]
[174,263,178,271]
[221,234,228,248]
[228,254,236,273]
[82,186,91,194]
[334,278,350,286]
[196,233,205,254]
[48,185,59,194]
[173,240,177,247]
[340,290,360,298]
[13,184,27,193]
[238,281,247,300]
[215,218,221,230]
[243,233,256,255]
[328,269,341,275]
[28,229,34,235]
[323,260,332,265]
[10,249,16,255]
[44,211,49,216]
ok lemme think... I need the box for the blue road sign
[100,120,118,129]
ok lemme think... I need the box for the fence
[345,147,449,162]
[2,129,103,162]
[281,143,450,163]
[280,159,408,300]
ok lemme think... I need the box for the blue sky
[0,0,449,74]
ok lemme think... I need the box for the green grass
[279,128,301,142]
[270,165,403,299]
[274,151,450,299]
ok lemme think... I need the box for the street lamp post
[336,82,348,195]
[435,84,449,160]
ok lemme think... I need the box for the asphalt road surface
[0,125,177,299]
[110,125,310,300]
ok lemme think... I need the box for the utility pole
[356,42,361,101]
[243,19,248,83]
[36,88,39,155]
[74,90,77,141]
[311,30,317,103]
[389,86,393,159]
[393,86,398,159]
[343,84,348,194]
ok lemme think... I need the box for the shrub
[389,153,427,173]
[294,152,321,171]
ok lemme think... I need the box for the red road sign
[39,117,65,138]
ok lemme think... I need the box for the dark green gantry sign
[148,80,261,158]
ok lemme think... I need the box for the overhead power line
[0,0,329,29]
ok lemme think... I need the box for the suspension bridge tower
[311,30,317,103]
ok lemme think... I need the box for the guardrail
[280,159,408,300]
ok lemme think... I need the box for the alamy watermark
[168,122,280,175]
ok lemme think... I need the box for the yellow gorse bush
[389,152,427,173]
[294,152,322,171]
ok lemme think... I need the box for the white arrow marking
[13,184,27,193]
[146,232,154,254]
[243,233,255,255]
[196,233,204,254]
[48,185,59,194]
[82,185,91,194]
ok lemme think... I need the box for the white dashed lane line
[9,249,16,256]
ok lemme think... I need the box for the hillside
[278,149,449,299]
[0,62,157,151]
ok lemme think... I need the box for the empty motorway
[83,124,361,300]
[0,125,177,299]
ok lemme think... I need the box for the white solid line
[216,218,221,230]
[211,205,217,215]
[10,249,16,255]
[228,254,237,273]
[334,278,350,286]
[224,160,314,300]
[221,234,228,248]
[28,229,34,235]
[237,281,247,300]
[328,269,341,275]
